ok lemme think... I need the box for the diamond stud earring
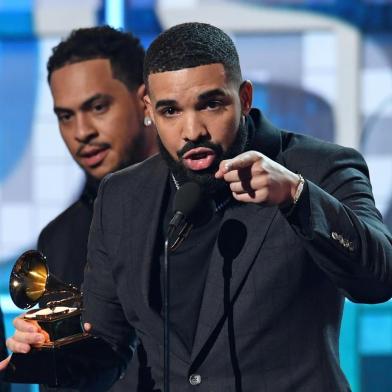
[144,116,152,126]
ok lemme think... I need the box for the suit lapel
[191,201,279,362]
[124,156,190,361]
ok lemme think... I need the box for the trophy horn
[9,250,79,309]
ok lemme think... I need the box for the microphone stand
[163,236,171,392]
[164,221,193,392]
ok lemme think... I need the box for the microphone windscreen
[173,182,201,218]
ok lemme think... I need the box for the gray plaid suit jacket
[83,109,392,392]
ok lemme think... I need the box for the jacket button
[189,374,202,385]
[332,232,339,240]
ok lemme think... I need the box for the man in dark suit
[5,22,392,391]
[39,26,157,392]
[1,26,157,391]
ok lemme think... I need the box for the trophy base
[4,333,113,386]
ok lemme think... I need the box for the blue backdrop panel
[0,38,38,182]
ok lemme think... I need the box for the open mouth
[182,147,217,171]
[79,146,110,168]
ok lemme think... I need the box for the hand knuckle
[5,338,13,349]
[16,343,27,353]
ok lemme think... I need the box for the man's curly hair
[144,22,242,86]
[47,25,145,91]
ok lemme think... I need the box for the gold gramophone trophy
[4,250,114,386]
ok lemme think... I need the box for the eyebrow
[155,99,176,110]
[53,93,111,114]
[198,88,228,100]
[154,88,228,110]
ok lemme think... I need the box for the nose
[182,112,208,142]
[74,114,98,143]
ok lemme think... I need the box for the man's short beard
[158,119,249,196]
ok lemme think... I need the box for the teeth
[190,153,207,159]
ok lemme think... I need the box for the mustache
[177,140,223,159]
[76,142,111,157]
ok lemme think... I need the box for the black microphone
[167,182,201,239]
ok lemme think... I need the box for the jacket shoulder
[282,132,365,166]
[282,132,360,159]
[38,198,91,248]
[97,154,166,205]
[103,154,162,190]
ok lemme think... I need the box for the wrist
[280,174,305,216]
[291,174,305,204]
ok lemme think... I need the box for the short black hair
[47,25,145,91]
[144,22,242,87]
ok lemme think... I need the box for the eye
[203,100,223,111]
[92,101,109,113]
[57,112,72,124]
[162,107,179,117]
[198,99,224,111]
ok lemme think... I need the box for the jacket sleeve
[285,146,392,303]
[0,307,7,362]
[81,174,136,390]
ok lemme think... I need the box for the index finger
[220,151,262,175]
[13,316,39,333]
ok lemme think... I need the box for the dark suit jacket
[38,193,92,288]
[84,109,392,392]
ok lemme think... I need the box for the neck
[135,125,158,163]
[171,172,232,213]
[82,174,101,204]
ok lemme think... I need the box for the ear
[142,90,154,122]
[136,84,149,115]
[239,80,253,115]
[136,83,147,101]
[137,84,153,120]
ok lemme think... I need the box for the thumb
[0,355,11,372]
